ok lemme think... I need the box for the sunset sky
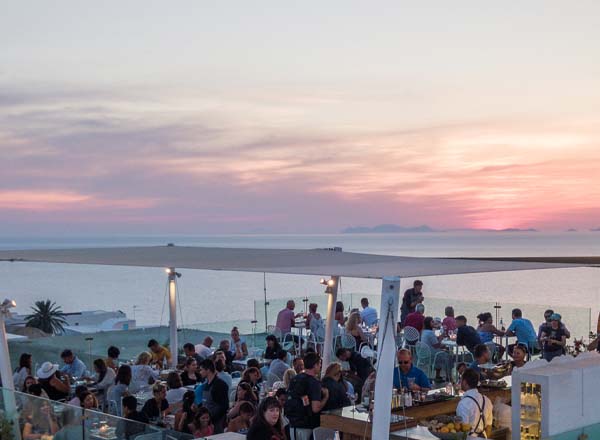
[2,1,600,234]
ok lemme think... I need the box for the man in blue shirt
[360,298,378,326]
[506,308,539,356]
[59,349,88,378]
[393,349,431,391]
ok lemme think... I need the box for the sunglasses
[398,361,411,364]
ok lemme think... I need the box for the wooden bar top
[320,387,511,440]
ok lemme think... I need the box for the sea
[1,232,599,339]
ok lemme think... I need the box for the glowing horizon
[2,1,600,234]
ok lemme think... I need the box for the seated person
[510,345,528,370]
[166,371,187,403]
[195,336,214,359]
[469,344,491,380]
[36,362,70,401]
[476,312,505,359]
[22,400,59,440]
[60,349,88,378]
[420,316,451,381]
[443,306,457,332]
[321,363,351,410]
[538,309,571,343]
[217,342,235,372]
[392,349,431,391]
[183,342,205,364]
[268,349,290,380]
[506,308,538,356]
[116,396,150,439]
[226,401,255,434]
[180,357,201,386]
[147,339,172,367]
[456,315,482,353]
[404,304,426,332]
[141,382,171,420]
[230,327,248,360]
[456,368,493,438]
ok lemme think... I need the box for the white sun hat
[37,361,59,379]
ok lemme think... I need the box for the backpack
[284,373,318,429]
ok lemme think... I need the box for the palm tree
[25,299,67,335]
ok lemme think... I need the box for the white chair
[313,427,337,440]
[266,372,281,388]
[402,326,420,346]
[360,344,377,366]
[340,334,357,350]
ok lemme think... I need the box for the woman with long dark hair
[264,335,282,360]
[247,396,285,440]
[14,353,33,390]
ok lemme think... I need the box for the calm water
[1,232,599,336]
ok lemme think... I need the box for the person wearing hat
[37,361,71,401]
[540,314,567,362]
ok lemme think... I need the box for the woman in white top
[130,351,158,393]
[420,316,451,381]
[165,371,187,403]
[93,358,116,407]
[13,353,33,391]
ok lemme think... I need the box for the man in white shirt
[456,368,493,438]
[359,298,378,326]
[195,336,214,359]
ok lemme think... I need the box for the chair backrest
[266,372,281,388]
[313,426,338,440]
[134,432,163,440]
[403,326,420,343]
[340,334,356,350]
[415,341,431,360]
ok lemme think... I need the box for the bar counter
[321,387,511,440]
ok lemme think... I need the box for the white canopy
[0,245,591,278]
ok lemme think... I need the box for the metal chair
[313,427,338,440]
[340,334,357,350]
[266,372,281,388]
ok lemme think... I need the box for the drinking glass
[407,377,416,390]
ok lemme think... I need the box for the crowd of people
[7,284,588,440]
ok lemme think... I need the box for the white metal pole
[0,310,20,439]
[168,268,178,369]
[321,275,339,375]
[372,276,400,440]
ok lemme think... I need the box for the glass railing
[543,422,600,439]
[0,386,192,440]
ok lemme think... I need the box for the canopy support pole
[372,276,400,440]
[0,305,21,440]
[322,275,340,374]
[167,268,178,369]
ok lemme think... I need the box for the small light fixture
[320,278,335,294]
[165,268,181,278]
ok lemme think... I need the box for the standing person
[335,348,373,394]
[292,357,305,374]
[456,315,482,354]
[147,339,171,367]
[307,303,325,343]
[538,309,571,342]
[285,352,329,439]
[198,359,229,434]
[275,300,302,335]
[106,346,120,373]
[506,309,538,356]
[13,353,32,391]
[360,298,378,326]
[335,301,346,327]
[247,396,286,440]
[456,368,493,438]
[540,314,567,362]
[401,280,424,325]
